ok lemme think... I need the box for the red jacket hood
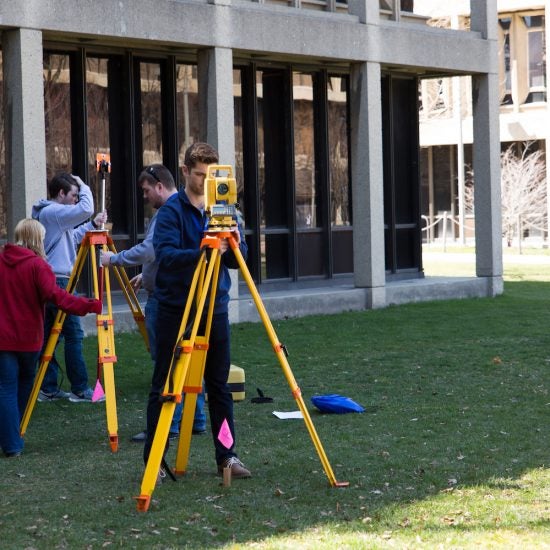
[0,243,38,267]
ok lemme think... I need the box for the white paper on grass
[272,411,303,419]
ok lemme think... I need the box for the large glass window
[524,15,546,102]
[258,68,291,281]
[234,65,352,285]
[328,76,350,228]
[176,63,199,171]
[499,18,512,105]
[34,50,216,293]
[294,71,325,277]
[233,69,245,214]
[44,53,72,179]
[293,72,319,230]
[140,61,163,225]
[140,62,163,167]
[86,57,111,219]
[498,13,546,106]
[328,74,352,274]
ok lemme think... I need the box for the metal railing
[422,212,475,251]
[422,211,549,254]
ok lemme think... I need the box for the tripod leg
[135,335,199,512]
[19,310,66,436]
[174,336,208,475]
[90,243,119,452]
[107,237,149,352]
[174,252,219,475]
[136,249,220,511]
[96,313,118,450]
[228,238,348,488]
[20,240,90,436]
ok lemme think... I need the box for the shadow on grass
[2,280,548,548]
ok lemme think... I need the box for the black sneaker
[4,451,22,458]
[131,430,147,442]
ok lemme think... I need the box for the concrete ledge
[81,275,502,336]
[236,285,369,323]
[385,275,499,306]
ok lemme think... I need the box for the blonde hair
[15,218,46,259]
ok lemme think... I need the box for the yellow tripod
[135,228,349,512]
[20,229,149,452]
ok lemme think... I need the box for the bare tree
[465,143,547,246]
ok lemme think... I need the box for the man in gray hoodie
[32,172,107,402]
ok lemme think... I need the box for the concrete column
[470,0,503,296]
[350,61,386,308]
[348,0,378,24]
[472,72,502,284]
[197,47,235,168]
[470,0,497,40]
[3,28,46,240]
[197,46,243,319]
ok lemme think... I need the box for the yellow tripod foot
[134,495,151,512]
[109,435,118,453]
[334,481,350,487]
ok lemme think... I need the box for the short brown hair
[15,218,46,259]
[48,172,78,199]
[183,142,219,169]
[138,164,176,190]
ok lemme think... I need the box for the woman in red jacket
[0,219,102,457]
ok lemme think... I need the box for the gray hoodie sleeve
[33,180,95,276]
[109,215,156,268]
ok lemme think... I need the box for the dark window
[382,74,422,276]
[42,48,192,294]
[234,65,352,286]
[44,53,72,178]
[328,74,352,274]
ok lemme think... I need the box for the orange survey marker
[96,152,111,173]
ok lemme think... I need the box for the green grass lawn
[1,252,549,548]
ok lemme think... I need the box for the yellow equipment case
[206,364,245,402]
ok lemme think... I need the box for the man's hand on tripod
[219,238,229,255]
[100,250,114,267]
[129,273,143,292]
[219,229,240,255]
[93,210,108,228]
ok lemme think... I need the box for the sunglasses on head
[146,165,161,183]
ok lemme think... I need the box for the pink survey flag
[92,379,105,402]
[217,418,234,449]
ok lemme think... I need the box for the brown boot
[217,457,251,479]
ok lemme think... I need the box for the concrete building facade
[418,0,547,248]
[0,0,502,325]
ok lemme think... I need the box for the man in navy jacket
[144,142,251,479]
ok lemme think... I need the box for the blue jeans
[145,294,206,433]
[40,278,89,394]
[0,351,39,455]
[144,305,234,465]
